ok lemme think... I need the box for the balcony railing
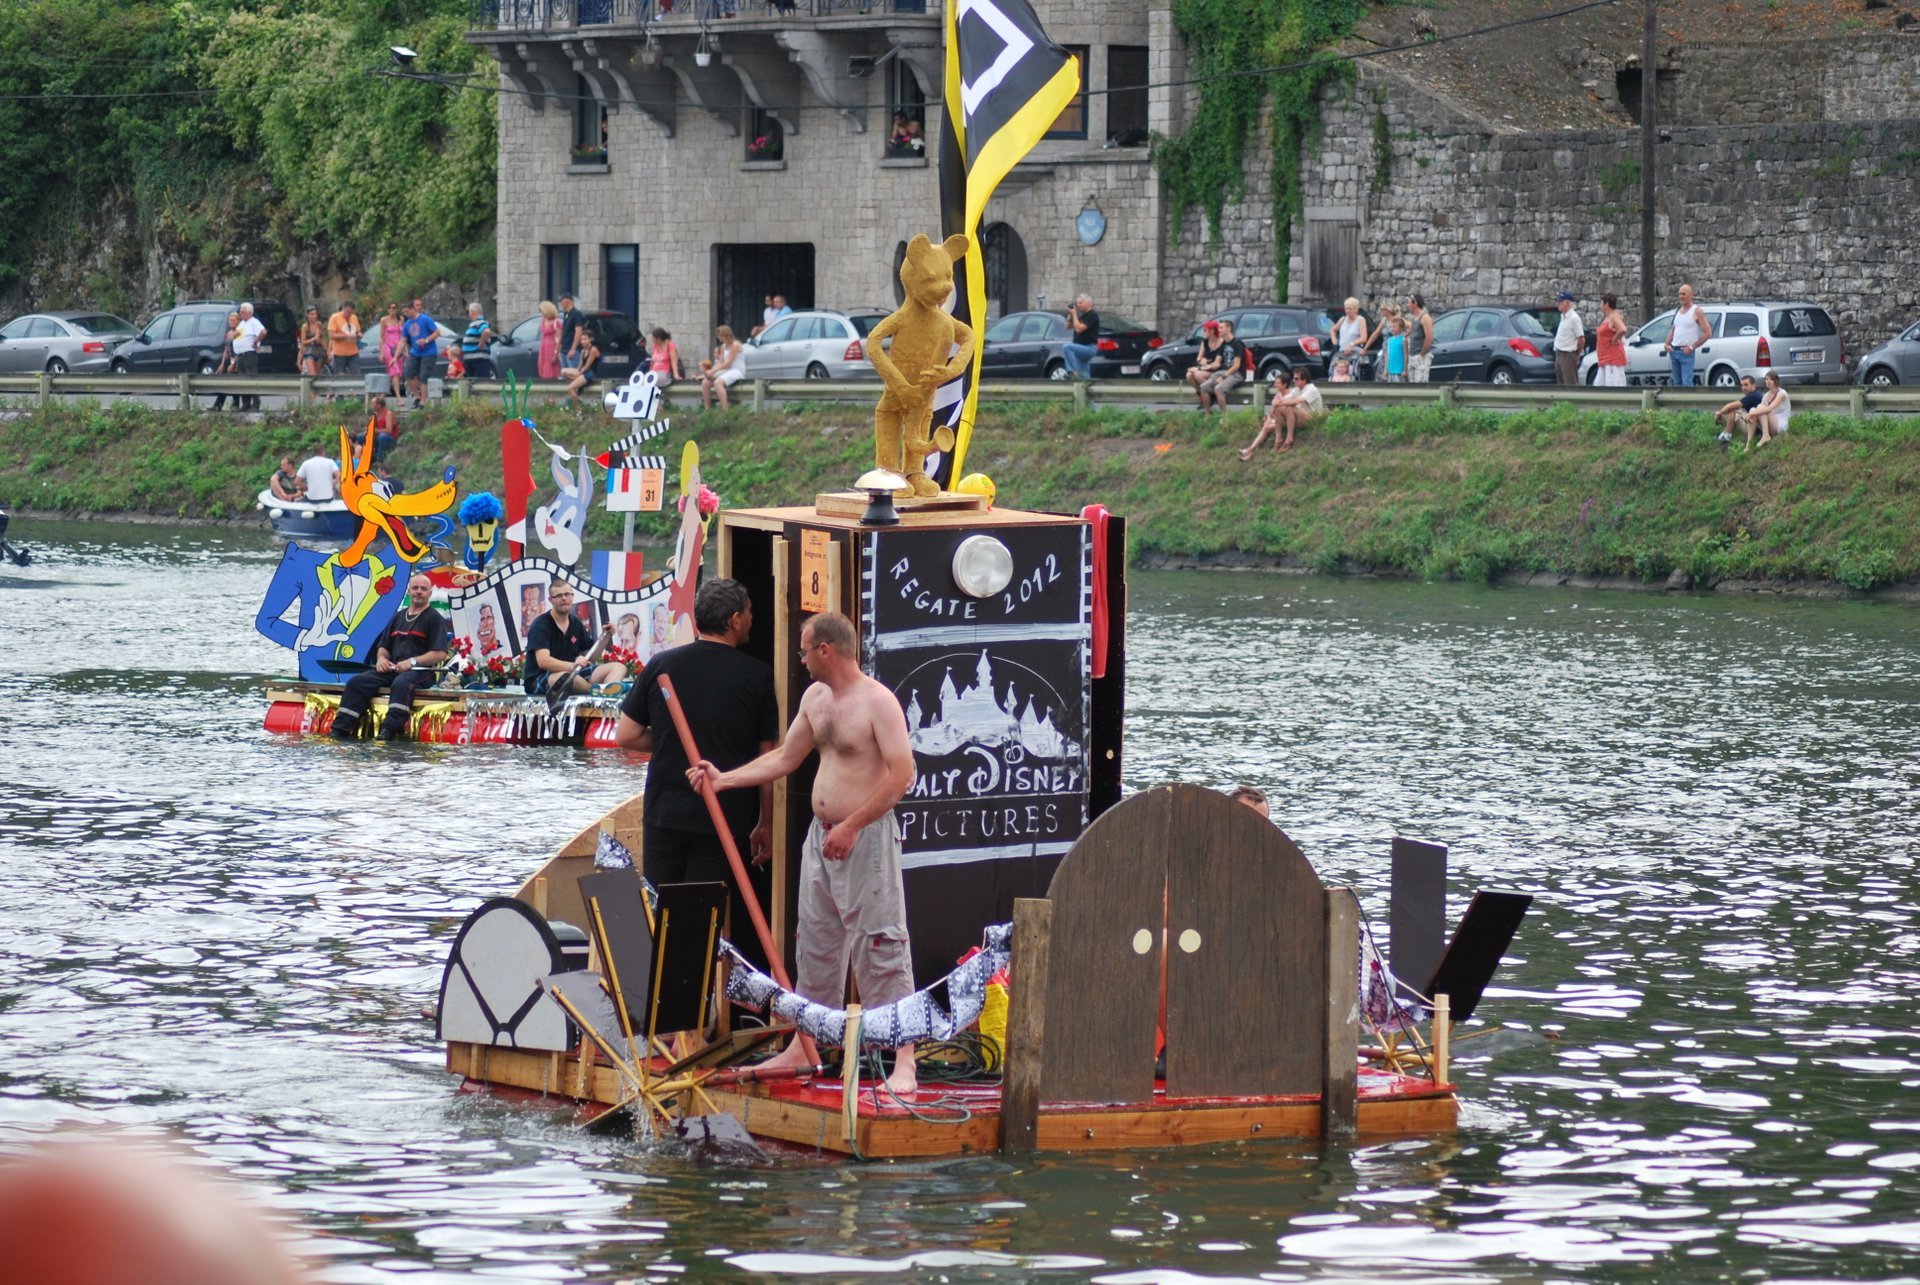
[470,0,932,30]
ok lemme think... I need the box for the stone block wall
[1154,122,1278,333]
[1665,35,1920,126]
[1288,62,1920,357]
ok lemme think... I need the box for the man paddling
[616,579,779,968]
[330,572,450,741]
[687,610,921,1094]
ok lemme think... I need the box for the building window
[571,75,606,164]
[543,245,579,303]
[1106,45,1148,144]
[746,107,783,161]
[887,60,929,157]
[1044,45,1089,139]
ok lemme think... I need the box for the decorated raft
[434,494,1530,1159]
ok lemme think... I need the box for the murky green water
[3,519,1918,1282]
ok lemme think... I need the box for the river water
[2,519,1917,1283]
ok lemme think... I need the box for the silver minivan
[1578,301,1846,388]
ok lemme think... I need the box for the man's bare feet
[883,1043,918,1096]
[756,1037,814,1074]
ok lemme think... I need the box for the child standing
[1383,317,1408,383]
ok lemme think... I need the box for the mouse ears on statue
[603,369,664,423]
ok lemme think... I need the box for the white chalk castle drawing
[904,651,1081,760]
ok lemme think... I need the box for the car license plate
[603,355,629,366]
[1121,364,1140,375]
[258,344,272,354]
[1792,350,1821,363]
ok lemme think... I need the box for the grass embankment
[4,398,1919,590]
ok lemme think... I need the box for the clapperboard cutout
[605,455,668,513]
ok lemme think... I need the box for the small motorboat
[257,488,357,542]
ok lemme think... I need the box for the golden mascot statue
[867,233,975,497]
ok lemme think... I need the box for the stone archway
[980,222,1028,323]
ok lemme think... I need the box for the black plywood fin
[1390,837,1448,1007]
[1425,891,1532,1025]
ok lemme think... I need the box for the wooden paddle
[657,673,820,1068]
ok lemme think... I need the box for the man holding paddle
[687,610,921,1094]
[329,572,450,741]
[616,579,779,967]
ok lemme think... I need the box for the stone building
[1174,33,1920,359]
[470,0,1173,347]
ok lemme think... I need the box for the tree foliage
[1152,0,1368,299]
[0,0,494,295]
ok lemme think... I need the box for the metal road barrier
[1,371,1917,418]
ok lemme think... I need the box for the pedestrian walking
[1552,291,1586,386]
[231,302,266,411]
[298,306,325,379]
[401,298,440,408]
[1404,294,1434,383]
[379,302,406,393]
[536,300,562,381]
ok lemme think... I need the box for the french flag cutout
[590,551,647,592]
[606,467,643,512]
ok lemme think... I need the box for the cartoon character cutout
[338,421,457,569]
[530,445,593,567]
[604,369,665,424]
[868,233,975,496]
[256,543,409,681]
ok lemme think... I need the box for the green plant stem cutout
[1153,0,1367,300]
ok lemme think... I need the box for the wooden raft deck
[447,1042,1454,1158]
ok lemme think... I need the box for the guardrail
[2,371,1917,418]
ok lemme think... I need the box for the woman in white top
[1751,370,1791,446]
[1333,297,1368,366]
[699,324,745,410]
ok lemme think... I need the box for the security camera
[847,55,876,78]
[390,46,417,69]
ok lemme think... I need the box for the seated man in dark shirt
[1713,374,1763,448]
[615,579,780,965]
[330,572,452,741]
[523,576,621,712]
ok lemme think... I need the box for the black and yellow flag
[937,0,1080,482]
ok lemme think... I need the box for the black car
[1425,306,1557,384]
[1140,305,1337,383]
[111,299,299,374]
[490,309,644,381]
[978,310,1163,380]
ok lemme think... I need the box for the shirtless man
[687,610,921,1093]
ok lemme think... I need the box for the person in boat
[615,579,779,966]
[523,576,622,712]
[329,572,452,742]
[687,610,921,1094]
[296,443,339,503]
[1229,785,1269,818]
[269,456,304,502]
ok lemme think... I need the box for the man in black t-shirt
[1062,293,1101,380]
[617,579,780,962]
[524,576,619,712]
[331,572,452,741]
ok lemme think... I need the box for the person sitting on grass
[1239,367,1323,458]
[1749,370,1791,448]
[1713,374,1762,449]
[562,325,601,411]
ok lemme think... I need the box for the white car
[740,310,885,380]
[1579,300,1846,388]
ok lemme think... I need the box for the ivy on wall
[1152,0,1369,300]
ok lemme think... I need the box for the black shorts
[404,352,433,380]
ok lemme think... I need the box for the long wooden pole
[657,673,786,988]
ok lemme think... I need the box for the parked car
[491,309,644,381]
[0,311,138,374]
[1425,305,1558,384]
[1852,319,1920,386]
[978,310,1164,380]
[740,309,883,380]
[1577,301,1846,388]
[111,299,299,374]
[1140,306,1335,383]
[358,321,461,383]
